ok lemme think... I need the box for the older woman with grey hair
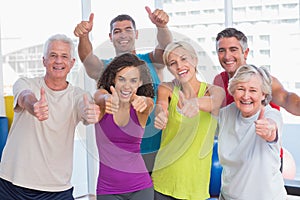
[217,64,287,200]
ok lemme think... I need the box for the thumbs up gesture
[145,6,169,28]
[33,87,49,121]
[74,13,94,37]
[178,91,200,118]
[255,106,277,142]
[154,104,169,130]
[82,94,101,124]
[131,93,148,113]
[104,86,119,114]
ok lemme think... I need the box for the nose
[242,90,249,99]
[223,50,232,60]
[54,55,63,63]
[176,60,184,70]
[123,81,131,89]
[119,31,128,38]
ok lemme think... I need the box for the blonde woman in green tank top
[151,41,225,200]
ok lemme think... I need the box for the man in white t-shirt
[0,34,100,200]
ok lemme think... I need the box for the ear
[244,48,250,60]
[135,30,139,39]
[70,58,76,69]
[42,57,46,67]
[261,93,266,104]
[109,33,113,42]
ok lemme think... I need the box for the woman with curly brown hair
[94,53,155,200]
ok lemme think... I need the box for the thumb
[130,87,139,101]
[145,6,152,16]
[110,85,117,97]
[257,106,265,120]
[83,94,90,106]
[89,13,94,24]
[130,93,137,102]
[40,87,46,102]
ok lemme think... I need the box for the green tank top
[151,82,217,200]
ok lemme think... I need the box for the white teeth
[121,91,131,97]
[178,70,187,75]
[225,61,234,64]
[120,41,128,45]
[53,67,64,70]
[241,101,252,105]
[121,91,130,95]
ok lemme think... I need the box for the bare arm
[145,6,173,69]
[94,86,120,120]
[74,13,105,80]
[154,83,172,129]
[197,84,225,116]
[132,94,154,127]
[17,90,38,115]
[18,88,49,121]
[271,76,300,116]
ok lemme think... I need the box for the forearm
[156,26,173,50]
[78,36,93,62]
[197,97,214,113]
[198,86,225,114]
[78,36,104,80]
[18,90,37,115]
[143,97,154,114]
[94,90,108,108]
[282,92,300,116]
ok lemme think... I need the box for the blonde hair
[163,41,197,66]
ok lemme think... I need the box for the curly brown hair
[97,53,155,98]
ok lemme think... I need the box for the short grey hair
[216,28,248,53]
[228,64,272,106]
[43,34,75,58]
[163,41,197,66]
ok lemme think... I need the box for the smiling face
[233,74,266,117]
[166,47,197,83]
[217,37,249,78]
[114,66,142,103]
[43,40,75,80]
[109,20,138,55]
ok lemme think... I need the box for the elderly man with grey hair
[0,34,100,200]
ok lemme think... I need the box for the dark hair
[97,53,154,98]
[110,14,136,33]
[216,28,248,52]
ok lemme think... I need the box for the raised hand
[179,91,200,118]
[145,6,169,28]
[255,106,277,141]
[104,86,119,114]
[74,13,94,37]
[82,94,101,124]
[131,94,147,112]
[33,87,49,121]
[154,105,168,130]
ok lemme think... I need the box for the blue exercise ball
[209,138,222,197]
[0,116,8,161]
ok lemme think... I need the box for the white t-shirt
[218,103,287,200]
[0,77,89,192]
